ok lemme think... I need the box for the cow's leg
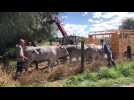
[86,55,92,64]
[59,57,67,64]
[48,60,54,73]
[85,55,89,63]
[76,56,79,62]
[35,61,39,70]
[24,59,34,72]
[69,56,72,63]
[56,59,60,65]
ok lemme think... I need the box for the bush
[107,69,122,79]
[116,63,132,77]
[97,67,109,79]
[63,61,134,87]
[79,80,91,87]
[121,67,130,77]
[64,77,79,86]
[5,48,17,59]
[97,67,122,79]
[129,62,134,70]
[120,67,134,77]
[85,73,99,81]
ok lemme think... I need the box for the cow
[24,45,69,72]
[64,45,87,63]
[64,45,82,63]
[64,44,102,64]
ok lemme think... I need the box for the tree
[119,18,134,30]
[0,12,59,55]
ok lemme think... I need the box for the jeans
[15,61,27,79]
[107,53,116,66]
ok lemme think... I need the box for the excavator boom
[54,17,68,37]
[49,16,80,45]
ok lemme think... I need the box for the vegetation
[0,60,134,87]
[0,12,59,55]
[119,18,134,30]
[1,13,134,87]
[63,61,134,87]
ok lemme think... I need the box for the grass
[62,60,134,87]
[1,59,134,87]
[22,60,134,87]
[0,69,20,87]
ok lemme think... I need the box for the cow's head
[58,46,69,58]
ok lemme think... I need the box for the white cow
[24,45,69,72]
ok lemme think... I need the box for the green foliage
[63,61,134,87]
[85,73,99,81]
[0,12,59,55]
[6,48,17,59]
[98,67,122,79]
[2,60,134,87]
[119,18,134,29]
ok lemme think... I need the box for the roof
[88,29,134,36]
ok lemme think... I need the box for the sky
[56,12,134,37]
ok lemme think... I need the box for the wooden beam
[88,29,134,34]
[90,33,113,36]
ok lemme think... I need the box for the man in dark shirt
[100,39,116,67]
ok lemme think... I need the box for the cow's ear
[58,45,63,48]
[32,51,35,53]
[61,46,65,49]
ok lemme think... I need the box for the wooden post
[80,40,85,73]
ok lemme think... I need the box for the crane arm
[52,17,68,37]
[55,22,68,37]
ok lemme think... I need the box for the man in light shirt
[15,38,28,80]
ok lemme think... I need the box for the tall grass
[0,67,20,87]
[1,59,134,87]
[63,61,134,87]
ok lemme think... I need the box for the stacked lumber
[111,32,120,58]
[127,34,134,55]
[119,39,128,57]
[87,36,97,44]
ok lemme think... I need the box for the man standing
[15,38,28,80]
[100,39,116,67]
